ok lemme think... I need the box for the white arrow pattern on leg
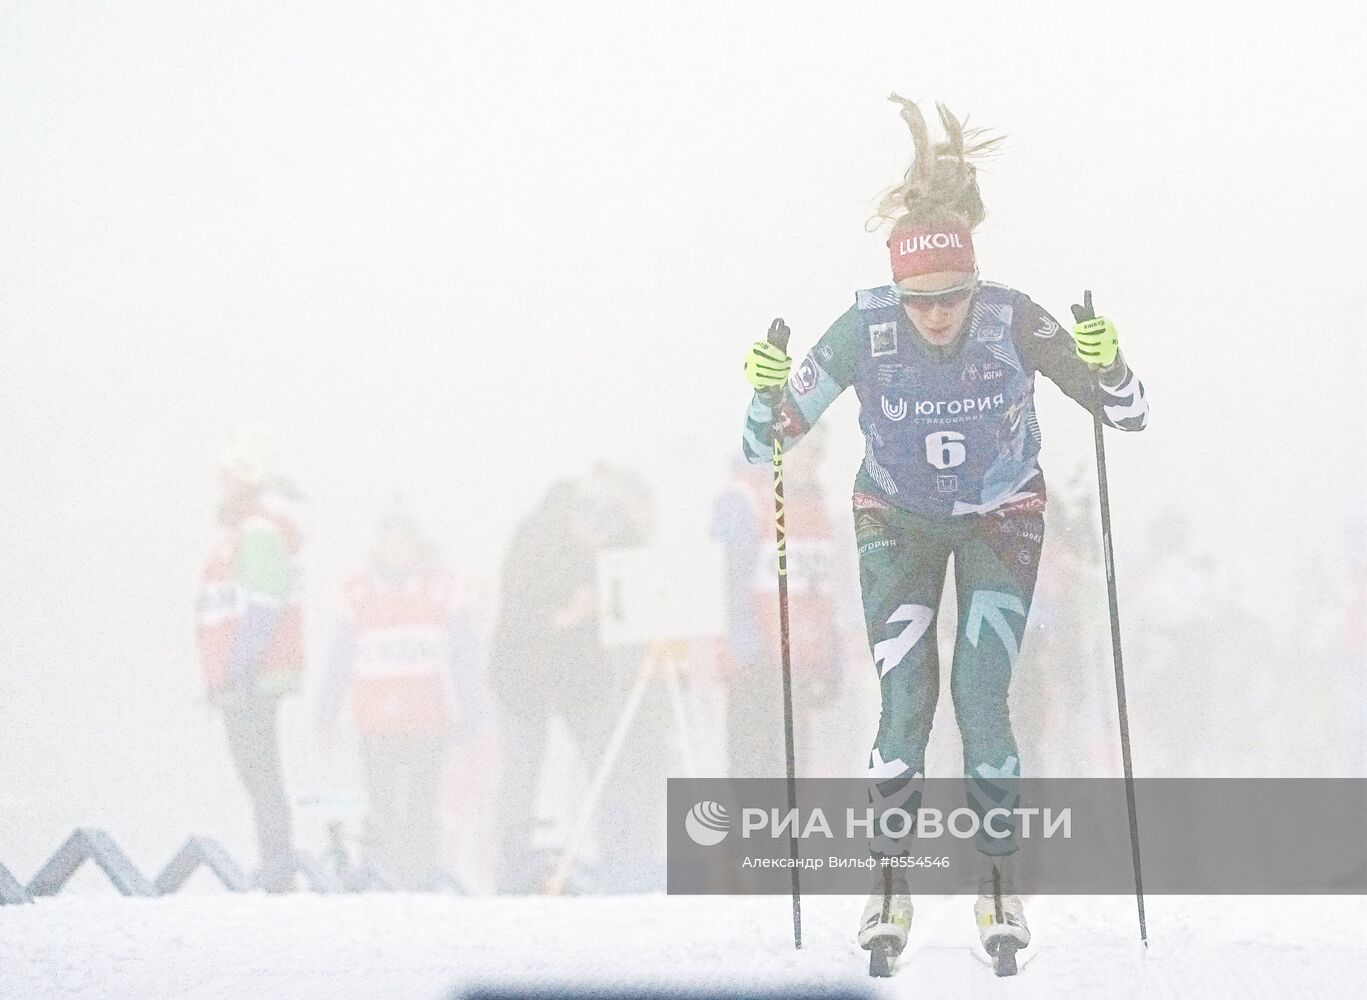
[873,604,934,678]
[866,748,909,782]
[974,756,1019,781]
[966,590,1026,668]
[868,762,926,855]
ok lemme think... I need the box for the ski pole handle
[1070,290,1095,325]
[757,318,793,407]
[767,318,791,353]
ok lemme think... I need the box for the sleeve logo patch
[987,303,1014,326]
[1033,316,1060,339]
[869,322,899,357]
[793,357,819,395]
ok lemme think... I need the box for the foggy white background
[3,1,1365,879]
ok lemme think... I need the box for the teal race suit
[741,282,1148,855]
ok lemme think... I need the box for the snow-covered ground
[4,893,1364,999]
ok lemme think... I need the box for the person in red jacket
[196,425,306,892]
[316,499,492,890]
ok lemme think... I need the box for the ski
[861,868,909,977]
[867,938,894,977]
[970,886,1037,976]
[989,878,1018,976]
[987,938,1020,977]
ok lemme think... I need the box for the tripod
[545,640,697,895]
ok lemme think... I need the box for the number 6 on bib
[924,430,966,470]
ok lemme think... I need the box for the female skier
[738,96,1149,967]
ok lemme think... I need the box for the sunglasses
[895,273,979,309]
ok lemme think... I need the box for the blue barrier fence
[0,827,458,904]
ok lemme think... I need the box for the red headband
[887,221,975,280]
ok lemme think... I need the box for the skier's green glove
[1070,291,1120,368]
[744,340,791,391]
[1072,316,1119,368]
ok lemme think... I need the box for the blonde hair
[873,94,1005,231]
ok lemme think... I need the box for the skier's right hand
[743,340,791,391]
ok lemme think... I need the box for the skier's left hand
[744,339,791,392]
[1070,292,1119,368]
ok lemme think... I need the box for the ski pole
[765,317,802,950]
[1073,290,1148,946]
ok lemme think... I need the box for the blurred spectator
[195,424,306,891]
[490,479,610,892]
[580,463,669,888]
[580,461,655,550]
[314,498,493,890]
[489,468,662,893]
[710,433,840,779]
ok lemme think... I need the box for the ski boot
[974,856,1030,976]
[858,868,911,978]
